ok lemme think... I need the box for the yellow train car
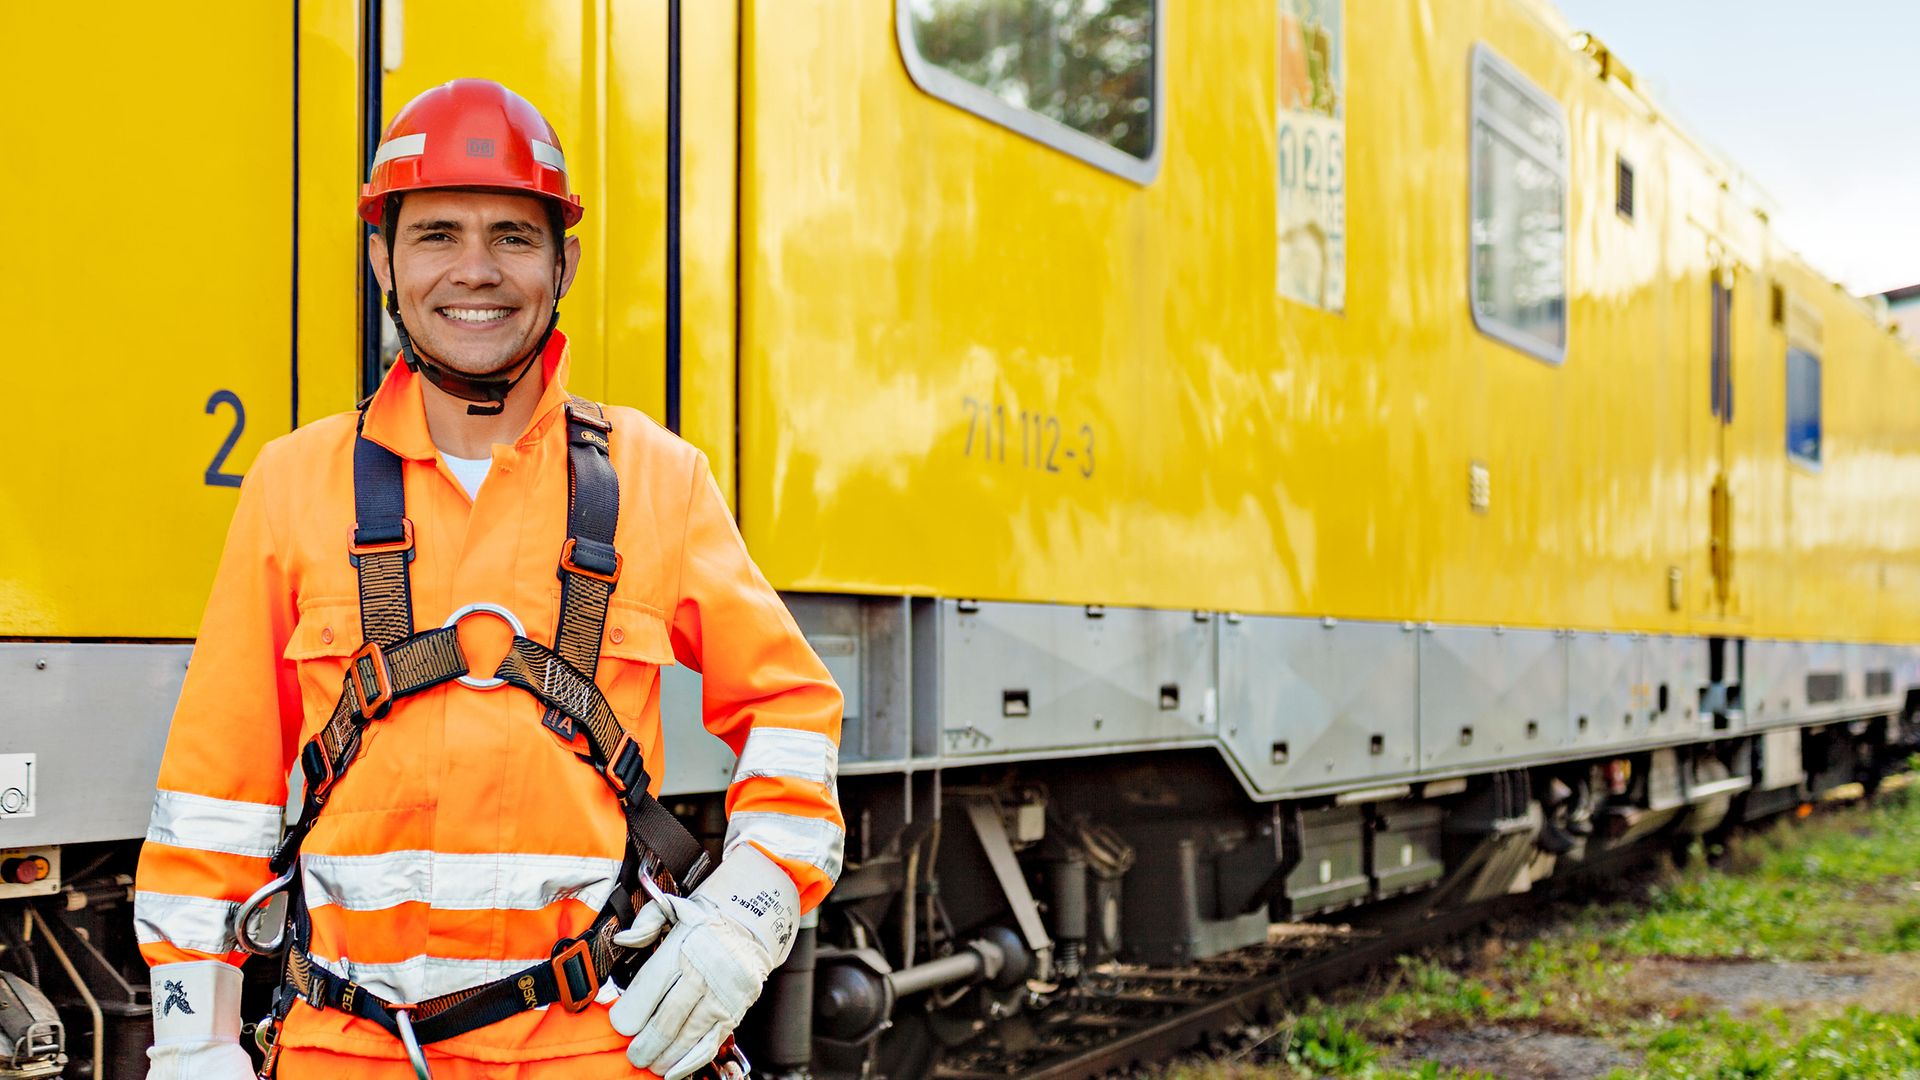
[3,1,1917,1075]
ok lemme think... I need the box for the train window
[1786,345,1822,465]
[1469,45,1568,364]
[897,0,1160,183]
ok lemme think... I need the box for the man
[135,79,844,1080]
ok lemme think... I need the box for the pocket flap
[284,602,360,661]
[602,600,676,665]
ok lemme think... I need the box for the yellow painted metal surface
[3,2,297,637]
[737,0,1920,642]
[9,0,1918,647]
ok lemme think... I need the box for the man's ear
[557,234,582,301]
[369,231,393,296]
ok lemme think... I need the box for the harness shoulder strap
[350,422,415,646]
[543,397,621,741]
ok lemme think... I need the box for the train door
[355,0,742,493]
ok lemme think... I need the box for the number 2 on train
[204,389,246,488]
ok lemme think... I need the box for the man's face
[369,190,580,377]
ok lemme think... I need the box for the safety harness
[245,399,721,1078]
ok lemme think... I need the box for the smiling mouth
[437,307,515,324]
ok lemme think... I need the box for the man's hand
[609,845,800,1080]
[145,961,254,1080]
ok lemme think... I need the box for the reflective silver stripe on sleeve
[370,132,428,170]
[725,810,845,883]
[146,789,284,859]
[309,952,551,1005]
[731,726,839,788]
[529,140,566,173]
[133,891,240,956]
[300,851,620,913]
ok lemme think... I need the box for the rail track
[929,844,1667,1079]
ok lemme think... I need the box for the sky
[1551,0,1920,296]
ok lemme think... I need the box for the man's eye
[418,232,452,243]
[500,235,532,246]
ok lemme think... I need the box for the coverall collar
[360,330,574,461]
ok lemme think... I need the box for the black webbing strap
[543,398,621,741]
[284,902,634,1042]
[350,425,415,646]
[493,637,711,890]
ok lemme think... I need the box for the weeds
[1166,783,1920,1078]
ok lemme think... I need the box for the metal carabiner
[717,1036,752,1080]
[636,859,676,921]
[394,1007,433,1080]
[231,868,296,957]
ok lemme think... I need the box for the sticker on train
[1276,0,1345,312]
[0,756,36,818]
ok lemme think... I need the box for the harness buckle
[550,938,598,1014]
[559,538,622,584]
[603,733,647,797]
[348,519,416,567]
[348,641,397,720]
[565,402,613,432]
[300,739,339,799]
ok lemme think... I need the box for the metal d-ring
[441,602,526,691]
[231,867,296,956]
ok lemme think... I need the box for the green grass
[1166,782,1920,1079]
[1614,786,1920,961]
[1616,1007,1920,1079]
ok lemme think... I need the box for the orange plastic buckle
[559,539,622,585]
[348,519,416,562]
[551,938,598,1014]
[348,641,396,720]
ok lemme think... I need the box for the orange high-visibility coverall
[134,333,844,1071]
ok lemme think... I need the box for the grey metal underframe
[5,596,1911,844]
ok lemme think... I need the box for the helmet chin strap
[384,239,564,417]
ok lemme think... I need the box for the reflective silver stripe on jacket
[300,850,621,913]
[731,725,839,788]
[725,810,845,883]
[133,891,240,955]
[146,789,284,859]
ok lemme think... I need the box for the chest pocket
[284,600,362,742]
[543,598,675,753]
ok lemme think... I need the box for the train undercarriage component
[0,971,64,1079]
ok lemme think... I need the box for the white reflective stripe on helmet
[146,789,284,859]
[308,951,551,1005]
[731,726,839,789]
[371,132,429,170]
[299,849,620,913]
[725,809,845,883]
[529,139,567,173]
[134,891,241,956]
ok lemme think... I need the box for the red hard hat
[359,79,584,228]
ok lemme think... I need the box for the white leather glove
[146,960,254,1080]
[609,844,800,1080]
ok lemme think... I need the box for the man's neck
[419,362,547,459]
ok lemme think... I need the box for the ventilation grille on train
[1806,672,1845,704]
[1865,670,1894,697]
[1616,156,1635,220]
